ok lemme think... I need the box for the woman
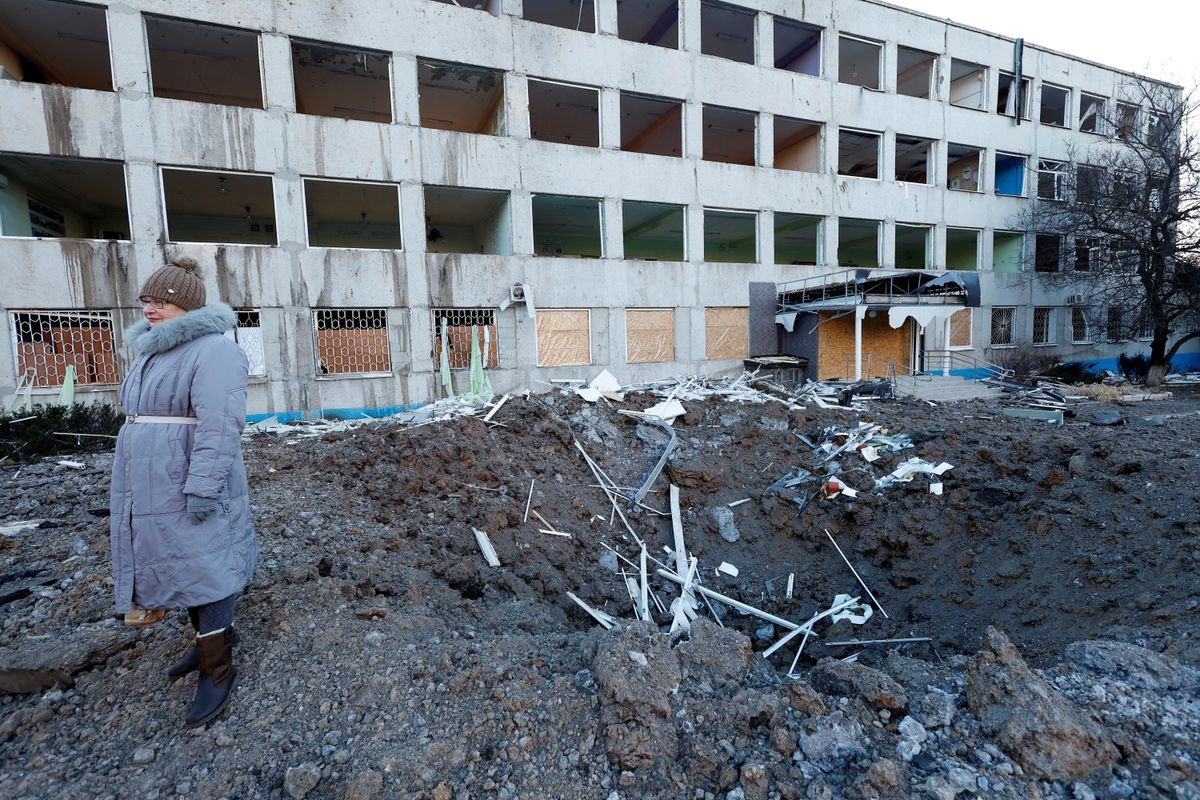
[109,256,258,728]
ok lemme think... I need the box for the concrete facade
[0,0,1195,419]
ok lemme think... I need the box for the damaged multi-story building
[1,0,1196,418]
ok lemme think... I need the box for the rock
[911,691,956,729]
[1065,640,1199,690]
[739,763,769,800]
[0,621,138,693]
[1068,455,1089,476]
[856,758,906,799]
[1071,782,1095,800]
[591,623,681,770]
[805,778,833,800]
[799,711,865,771]
[711,507,740,543]
[965,627,1120,780]
[922,776,956,800]
[1089,408,1124,426]
[132,747,154,765]
[346,770,383,800]
[598,550,619,573]
[787,682,827,717]
[896,739,921,763]
[946,766,976,793]
[283,762,322,799]
[898,716,927,743]
[810,658,908,711]
[675,618,755,685]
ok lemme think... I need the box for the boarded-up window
[432,308,499,370]
[536,309,591,367]
[705,307,748,360]
[313,308,390,375]
[626,309,675,363]
[948,309,971,348]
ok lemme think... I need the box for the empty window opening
[704,208,756,264]
[948,308,972,348]
[774,213,819,265]
[523,0,596,33]
[417,58,504,135]
[532,194,603,257]
[429,0,501,14]
[1071,307,1090,343]
[626,308,675,363]
[1077,165,1104,205]
[896,46,935,99]
[1115,103,1138,141]
[949,59,986,111]
[1079,92,1106,134]
[528,78,599,148]
[990,307,1014,347]
[838,35,881,90]
[946,143,982,192]
[620,92,683,157]
[433,308,499,370]
[700,0,755,65]
[1037,159,1065,200]
[774,18,820,76]
[1034,233,1061,272]
[946,227,980,271]
[838,129,880,179]
[705,307,748,359]
[145,15,261,108]
[0,0,111,91]
[996,71,1030,118]
[994,152,1026,197]
[837,218,879,268]
[1032,307,1053,345]
[1108,243,1138,273]
[291,39,391,123]
[1074,237,1100,272]
[1148,111,1170,146]
[11,310,118,387]
[161,167,276,245]
[1106,307,1124,342]
[617,0,678,49]
[623,200,685,261]
[895,135,932,184]
[773,117,820,172]
[304,178,401,250]
[703,105,756,165]
[1040,83,1069,127]
[313,308,390,376]
[0,152,129,240]
[993,231,1023,273]
[536,308,591,366]
[225,309,266,377]
[895,224,930,269]
[424,186,511,255]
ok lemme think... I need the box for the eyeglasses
[139,297,166,310]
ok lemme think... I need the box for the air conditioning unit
[499,283,536,317]
[1068,293,1087,305]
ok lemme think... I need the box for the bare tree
[1012,76,1200,385]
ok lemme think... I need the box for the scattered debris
[471,528,500,567]
[717,562,739,577]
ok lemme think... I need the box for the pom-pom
[171,256,201,276]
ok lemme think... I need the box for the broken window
[837,218,879,268]
[895,135,932,184]
[1114,102,1138,141]
[313,308,390,376]
[11,309,119,386]
[704,208,756,264]
[838,35,881,90]
[705,307,748,360]
[838,129,879,179]
[423,186,511,255]
[1074,237,1100,272]
[1032,307,1053,345]
[417,58,504,135]
[948,308,972,348]
[620,92,683,157]
[1106,306,1124,342]
[1076,165,1104,205]
[532,194,603,257]
[774,17,820,76]
[1040,83,1069,127]
[946,143,982,192]
[161,167,276,245]
[1113,171,1138,208]
[945,228,979,271]
[623,200,685,261]
[1034,233,1061,272]
[1107,243,1138,273]
[994,152,1026,197]
[304,178,401,250]
[0,0,112,91]
[992,231,1023,273]
[774,213,819,265]
[536,308,591,366]
[996,71,1030,118]
[1071,308,1090,343]
[523,0,596,33]
[528,78,600,148]
[1079,92,1106,134]
[703,105,756,165]
[1037,159,1066,201]
[291,39,392,123]
[618,0,678,50]
[949,59,986,111]
[773,116,820,172]
[225,309,266,377]
[990,307,1015,347]
[428,0,500,14]
[626,308,675,363]
[432,308,499,369]
[896,46,935,99]
[0,152,129,240]
[1148,111,1170,146]
[145,15,262,108]
[894,224,930,269]
[700,0,755,65]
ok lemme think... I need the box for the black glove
[186,494,218,525]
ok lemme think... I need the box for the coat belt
[125,415,200,425]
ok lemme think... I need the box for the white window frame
[159,165,277,247]
[1039,82,1071,128]
[301,176,404,253]
[837,34,883,92]
[836,127,882,180]
[1071,307,1091,344]
[1037,159,1066,201]
[989,306,1016,348]
[1032,307,1055,346]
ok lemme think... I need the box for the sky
[890,0,1199,87]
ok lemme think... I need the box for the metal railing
[843,353,933,386]
[925,349,1014,381]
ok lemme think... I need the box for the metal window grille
[312,308,391,376]
[1032,307,1053,345]
[10,310,120,387]
[432,308,499,370]
[990,307,1014,346]
[1135,312,1154,340]
[223,309,266,376]
[1106,307,1124,342]
[1072,308,1090,343]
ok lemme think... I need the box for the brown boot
[185,628,237,728]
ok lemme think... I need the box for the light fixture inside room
[216,176,230,194]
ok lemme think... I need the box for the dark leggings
[187,593,237,635]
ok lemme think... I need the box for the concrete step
[893,375,1002,402]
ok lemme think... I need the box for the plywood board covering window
[537,309,591,366]
[705,307,748,360]
[626,309,675,363]
[948,309,972,348]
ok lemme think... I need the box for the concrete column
[755,12,773,69]
[272,171,307,251]
[880,129,895,185]
[599,88,621,149]
[758,209,774,266]
[675,305,691,362]
[933,139,948,189]
[261,33,295,113]
[392,53,420,127]
[687,204,705,264]
[679,0,702,54]
[504,73,531,139]
[881,42,896,94]
[510,189,535,255]
[684,101,704,159]
[880,219,895,269]
[107,7,151,95]
[931,224,946,270]
[823,216,839,266]
[399,182,427,256]
[602,196,623,259]
[125,162,165,255]
[596,0,619,36]
[756,112,773,169]
[502,0,523,19]
[854,305,865,380]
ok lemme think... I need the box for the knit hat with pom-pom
[138,257,206,311]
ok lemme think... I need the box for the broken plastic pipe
[761,595,864,659]
[567,592,616,629]
[656,569,800,631]
[825,529,890,619]
[472,527,501,567]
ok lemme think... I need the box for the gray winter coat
[109,303,258,612]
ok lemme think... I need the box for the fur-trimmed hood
[125,302,237,355]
